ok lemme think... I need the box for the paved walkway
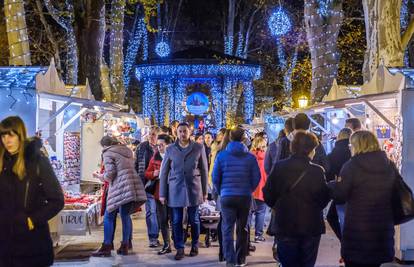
[53,213,342,267]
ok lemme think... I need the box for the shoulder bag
[392,171,414,225]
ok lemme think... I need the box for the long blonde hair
[350,130,380,156]
[0,116,28,179]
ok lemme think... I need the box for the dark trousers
[345,263,381,267]
[218,213,224,257]
[327,203,342,240]
[156,200,170,246]
[221,196,251,265]
[171,206,200,249]
[277,235,321,267]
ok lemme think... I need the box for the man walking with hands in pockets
[159,122,208,260]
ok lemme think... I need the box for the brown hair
[290,130,319,156]
[345,118,362,131]
[350,130,380,156]
[230,127,245,142]
[285,117,294,134]
[218,129,231,152]
[0,116,28,179]
[337,128,352,141]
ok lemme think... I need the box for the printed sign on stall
[376,125,391,139]
[186,92,210,115]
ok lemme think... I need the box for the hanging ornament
[155,41,170,58]
[268,7,292,36]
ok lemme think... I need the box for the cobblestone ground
[53,212,344,267]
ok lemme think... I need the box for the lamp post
[298,96,309,109]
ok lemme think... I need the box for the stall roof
[0,66,46,91]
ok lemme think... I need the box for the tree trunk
[74,0,105,100]
[35,0,62,72]
[305,0,343,102]
[4,0,31,65]
[362,0,403,82]
[44,0,78,85]
[109,0,126,104]
[224,0,236,55]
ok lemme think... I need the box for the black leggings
[345,262,381,267]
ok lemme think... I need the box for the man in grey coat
[159,122,208,261]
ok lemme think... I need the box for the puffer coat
[103,144,147,213]
[0,138,64,267]
[329,151,397,265]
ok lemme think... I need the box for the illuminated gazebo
[135,47,261,128]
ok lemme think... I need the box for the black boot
[189,246,199,257]
[91,243,112,257]
[116,242,129,255]
[175,248,185,260]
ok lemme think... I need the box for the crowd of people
[0,114,405,267]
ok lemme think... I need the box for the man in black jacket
[135,126,161,247]
[279,113,329,172]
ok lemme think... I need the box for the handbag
[392,172,414,225]
[273,167,309,209]
[145,179,159,195]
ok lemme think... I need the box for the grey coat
[159,141,208,208]
[103,145,147,213]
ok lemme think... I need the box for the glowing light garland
[155,41,170,58]
[135,64,261,81]
[317,0,332,17]
[137,63,261,128]
[224,35,234,55]
[243,81,254,122]
[210,79,224,129]
[401,0,409,66]
[0,67,41,110]
[124,17,146,89]
[268,7,292,36]
[236,32,244,58]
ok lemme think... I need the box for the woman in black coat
[329,130,397,267]
[0,116,64,267]
[263,131,330,267]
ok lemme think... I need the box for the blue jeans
[103,202,133,244]
[145,195,159,241]
[252,199,267,237]
[171,206,200,249]
[277,235,321,267]
[336,204,345,233]
[221,196,251,265]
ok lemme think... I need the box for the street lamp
[298,96,309,109]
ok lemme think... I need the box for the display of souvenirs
[50,156,64,182]
[63,132,81,185]
[81,112,98,123]
[104,118,138,143]
[63,191,101,210]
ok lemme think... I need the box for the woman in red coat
[145,134,173,255]
[250,136,268,242]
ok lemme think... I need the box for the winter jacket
[144,152,163,200]
[263,154,330,238]
[212,141,261,198]
[0,138,64,267]
[135,141,155,183]
[103,145,147,213]
[328,151,396,264]
[252,150,267,201]
[264,139,282,175]
[278,132,329,172]
[326,139,351,182]
[159,141,208,208]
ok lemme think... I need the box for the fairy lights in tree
[305,0,343,101]
[124,18,148,90]
[44,0,78,84]
[268,7,292,37]
[243,81,254,122]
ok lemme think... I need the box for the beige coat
[103,145,147,213]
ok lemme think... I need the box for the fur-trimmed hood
[24,137,44,161]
